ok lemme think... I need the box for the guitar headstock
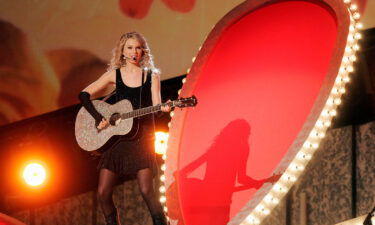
[173,95,198,108]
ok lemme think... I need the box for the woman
[78,32,170,225]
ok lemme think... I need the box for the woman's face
[123,38,143,65]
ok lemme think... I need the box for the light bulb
[350,55,357,62]
[353,12,360,20]
[350,4,358,10]
[348,35,355,42]
[160,196,166,203]
[355,23,363,29]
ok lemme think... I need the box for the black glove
[78,91,103,126]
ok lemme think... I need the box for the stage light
[350,55,357,62]
[246,215,260,225]
[349,4,358,11]
[353,12,360,20]
[343,56,350,63]
[334,98,342,105]
[160,196,166,203]
[161,164,166,171]
[23,163,46,187]
[159,186,166,193]
[154,131,169,155]
[348,34,355,42]
[355,23,363,29]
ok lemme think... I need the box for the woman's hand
[97,118,109,130]
[161,100,172,112]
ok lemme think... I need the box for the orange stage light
[22,162,47,187]
[154,132,169,155]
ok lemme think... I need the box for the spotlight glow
[154,131,169,155]
[23,163,46,187]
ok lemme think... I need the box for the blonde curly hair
[108,32,158,72]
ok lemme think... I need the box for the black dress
[97,69,158,177]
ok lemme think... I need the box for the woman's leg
[97,168,120,225]
[137,168,167,225]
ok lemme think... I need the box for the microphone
[123,56,137,60]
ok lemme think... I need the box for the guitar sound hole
[109,113,121,126]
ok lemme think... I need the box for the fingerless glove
[78,91,103,126]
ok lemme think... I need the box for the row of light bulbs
[157,72,189,219]
[157,134,169,219]
[157,57,188,222]
[241,1,362,224]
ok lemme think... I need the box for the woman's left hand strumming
[161,100,172,112]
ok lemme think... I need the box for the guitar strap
[140,69,157,140]
[106,69,155,140]
[102,90,115,102]
[139,68,145,109]
[147,70,157,137]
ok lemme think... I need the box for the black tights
[97,168,164,218]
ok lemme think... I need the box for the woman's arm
[151,71,162,106]
[151,71,170,112]
[79,70,116,127]
[82,70,116,96]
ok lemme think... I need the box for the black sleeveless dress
[97,69,158,177]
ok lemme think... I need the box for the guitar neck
[121,102,173,119]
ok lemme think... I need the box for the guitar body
[75,99,134,151]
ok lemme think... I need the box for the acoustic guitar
[75,96,197,151]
